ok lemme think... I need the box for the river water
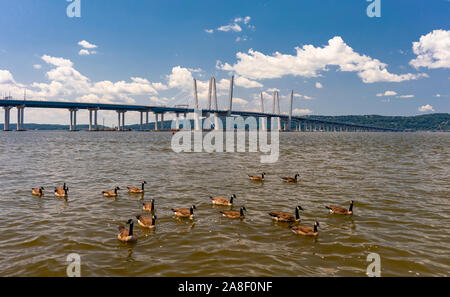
[0,131,448,276]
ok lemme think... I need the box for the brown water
[0,131,449,277]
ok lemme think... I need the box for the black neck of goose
[39,188,43,194]
[314,224,318,233]
[63,183,67,191]
[349,202,353,212]
[152,217,156,225]
[295,208,300,220]
[190,207,194,215]
[151,200,154,209]
[230,196,234,204]
[128,222,134,236]
[240,208,244,216]
[114,188,118,194]
[142,183,145,190]
[261,173,265,179]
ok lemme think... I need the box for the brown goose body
[103,187,120,197]
[54,187,68,198]
[55,183,67,193]
[117,219,137,242]
[290,222,320,236]
[142,199,155,212]
[136,215,156,229]
[221,207,247,219]
[32,187,44,197]
[210,194,236,206]
[281,174,300,183]
[326,201,354,215]
[172,205,196,219]
[127,181,146,194]
[248,172,265,181]
[269,206,303,223]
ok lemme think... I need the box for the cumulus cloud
[78,40,98,49]
[376,90,398,96]
[410,30,450,69]
[33,64,42,70]
[218,23,242,33]
[315,82,323,89]
[0,70,15,84]
[218,36,427,83]
[418,104,434,112]
[205,29,214,34]
[78,49,91,56]
[293,108,312,115]
[396,94,414,98]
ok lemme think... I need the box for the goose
[32,187,44,197]
[171,205,196,219]
[248,172,265,181]
[142,199,155,212]
[210,194,236,206]
[281,173,300,183]
[117,219,138,242]
[54,187,68,198]
[269,205,303,223]
[55,183,68,192]
[136,215,157,229]
[290,221,320,236]
[326,200,354,215]
[127,181,147,194]
[220,207,247,219]
[103,187,121,197]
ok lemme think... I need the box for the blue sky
[0,0,449,124]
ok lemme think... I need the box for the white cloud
[410,30,450,69]
[293,108,312,115]
[0,70,15,84]
[396,94,414,98]
[218,36,427,83]
[434,94,441,97]
[244,16,251,24]
[418,104,435,112]
[376,90,398,96]
[78,40,98,49]
[78,49,90,56]
[218,23,242,33]
[205,29,214,34]
[233,97,248,105]
[167,66,194,91]
[33,64,42,70]
[315,82,323,89]
[234,76,263,88]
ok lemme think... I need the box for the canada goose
[117,219,138,242]
[32,187,44,197]
[290,221,320,236]
[171,205,196,219]
[142,199,155,212]
[210,194,236,206]
[281,173,300,183]
[221,207,247,219]
[269,205,303,223]
[127,181,147,194]
[248,172,265,181]
[54,187,68,198]
[326,200,354,215]
[103,187,121,197]
[136,215,157,229]
[55,183,68,192]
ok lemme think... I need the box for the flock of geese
[31,173,355,243]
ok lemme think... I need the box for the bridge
[0,76,398,132]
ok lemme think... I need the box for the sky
[0,0,449,125]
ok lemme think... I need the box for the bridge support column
[175,113,180,130]
[214,114,220,131]
[161,113,165,130]
[3,106,11,131]
[154,113,159,131]
[116,111,126,131]
[140,112,144,131]
[146,111,149,130]
[89,109,93,131]
[121,111,126,131]
[94,109,98,131]
[69,108,78,131]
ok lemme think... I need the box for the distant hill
[305,113,450,131]
[0,113,449,131]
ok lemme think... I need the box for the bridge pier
[116,110,126,131]
[69,108,78,131]
[88,108,98,131]
[154,113,159,131]
[139,111,144,131]
[3,106,11,131]
[16,106,25,131]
